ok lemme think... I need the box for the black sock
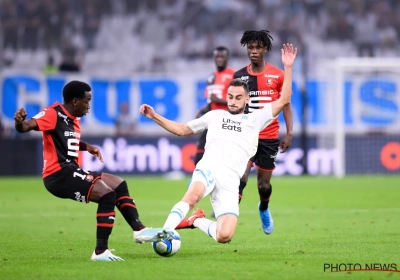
[115,181,145,231]
[238,180,247,204]
[96,191,116,254]
[258,183,272,211]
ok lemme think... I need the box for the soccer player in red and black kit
[194,46,235,165]
[234,30,294,235]
[14,81,170,261]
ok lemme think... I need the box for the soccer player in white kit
[135,44,297,244]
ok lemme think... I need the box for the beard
[227,105,245,115]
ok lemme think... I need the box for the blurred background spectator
[115,102,137,137]
[43,54,58,74]
[0,0,398,75]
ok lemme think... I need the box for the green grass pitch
[0,176,399,280]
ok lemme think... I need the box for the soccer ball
[152,229,181,257]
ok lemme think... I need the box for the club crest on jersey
[267,79,271,85]
[85,174,94,182]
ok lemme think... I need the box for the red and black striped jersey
[234,63,284,139]
[32,102,81,178]
[205,67,235,111]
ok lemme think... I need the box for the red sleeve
[32,108,57,131]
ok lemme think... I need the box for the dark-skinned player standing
[14,81,170,261]
[233,30,294,234]
[194,46,235,165]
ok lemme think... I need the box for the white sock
[163,201,190,229]
[193,218,217,241]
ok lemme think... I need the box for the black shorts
[196,129,208,153]
[43,166,103,203]
[250,139,280,171]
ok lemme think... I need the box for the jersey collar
[246,63,269,76]
[54,102,77,119]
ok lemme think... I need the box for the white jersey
[187,104,275,176]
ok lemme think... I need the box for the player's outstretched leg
[133,228,173,244]
[163,179,208,230]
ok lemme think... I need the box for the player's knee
[216,230,234,243]
[115,180,128,196]
[98,191,116,207]
[257,181,271,192]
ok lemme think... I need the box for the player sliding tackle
[135,44,297,244]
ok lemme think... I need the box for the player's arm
[271,44,297,118]
[280,103,294,152]
[140,104,194,136]
[79,141,90,151]
[14,108,54,133]
[283,104,293,135]
[80,141,104,162]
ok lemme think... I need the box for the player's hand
[14,108,27,123]
[281,44,297,68]
[139,104,156,119]
[87,144,103,162]
[279,134,292,153]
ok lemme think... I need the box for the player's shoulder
[32,103,58,120]
[225,67,236,75]
[42,102,61,114]
[266,63,284,76]
[233,65,250,81]
[206,72,216,84]
[42,102,61,112]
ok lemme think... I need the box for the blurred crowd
[0,0,399,74]
[0,0,106,72]
[0,0,105,50]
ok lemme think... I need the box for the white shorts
[189,161,240,218]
